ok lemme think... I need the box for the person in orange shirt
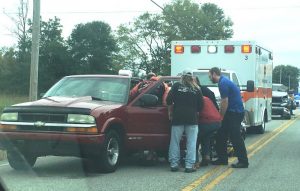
[129,72,169,105]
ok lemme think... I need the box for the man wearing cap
[166,69,203,173]
[209,67,249,168]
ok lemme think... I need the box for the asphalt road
[0,109,299,191]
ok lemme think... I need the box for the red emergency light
[242,45,252,53]
[224,45,234,53]
[191,45,201,53]
[174,45,184,54]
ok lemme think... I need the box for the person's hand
[168,112,173,121]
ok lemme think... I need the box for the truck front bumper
[272,106,290,118]
[0,132,105,157]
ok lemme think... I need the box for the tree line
[2,0,297,96]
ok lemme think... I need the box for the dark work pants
[216,111,248,164]
[196,122,221,162]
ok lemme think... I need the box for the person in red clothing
[195,96,222,168]
[194,77,222,168]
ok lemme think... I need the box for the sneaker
[170,166,179,172]
[211,159,228,165]
[231,162,248,168]
[185,167,196,173]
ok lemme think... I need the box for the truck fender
[101,118,125,134]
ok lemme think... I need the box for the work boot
[185,167,197,173]
[231,162,248,168]
[200,155,210,166]
[211,159,228,165]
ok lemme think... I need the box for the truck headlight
[0,112,18,121]
[67,114,95,124]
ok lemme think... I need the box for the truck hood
[13,96,119,110]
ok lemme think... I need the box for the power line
[2,10,160,15]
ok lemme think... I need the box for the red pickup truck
[0,75,178,172]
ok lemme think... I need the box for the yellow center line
[181,115,298,191]
[201,169,233,191]
[182,167,222,191]
[201,116,298,191]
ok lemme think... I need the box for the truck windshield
[44,77,130,103]
[193,72,230,87]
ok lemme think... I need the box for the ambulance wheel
[255,113,266,134]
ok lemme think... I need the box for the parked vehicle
[0,74,180,172]
[271,91,291,119]
[171,40,273,134]
[295,94,300,107]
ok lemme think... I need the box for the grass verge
[0,94,28,161]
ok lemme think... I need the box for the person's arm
[218,80,229,117]
[168,105,173,121]
[219,97,228,117]
[166,83,176,121]
[162,83,170,106]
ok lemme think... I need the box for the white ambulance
[171,40,273,133]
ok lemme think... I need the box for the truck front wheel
[97,130,121,173]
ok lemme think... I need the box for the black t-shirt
[166,82,203,125]
[200,86,219,110]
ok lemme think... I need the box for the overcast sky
[1,0,300,68]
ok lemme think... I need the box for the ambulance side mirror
[246,80,254,92]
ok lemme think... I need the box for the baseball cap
[182,69,193,76]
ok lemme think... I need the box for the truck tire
[7,150,37,170]
[98,130,121,173]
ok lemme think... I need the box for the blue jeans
[169,125,198,169]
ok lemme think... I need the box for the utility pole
[29,0,41,101]
[289,75,291,90]
[279,68,282,84]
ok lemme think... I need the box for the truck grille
[16,113,67,132]
[18,113,67,123]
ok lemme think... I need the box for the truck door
[126,80,172,150]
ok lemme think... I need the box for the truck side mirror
[246,80,254,92]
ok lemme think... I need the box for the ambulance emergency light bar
[174,44,252,54]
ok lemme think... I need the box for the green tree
[163,1,233,40]
[38,17,73,94]
[3,0,31,95]
[116,0,233,76]
[0,48,20,94]
[117,13,170,75]
[68,21,118,74]
[273,65,299,92]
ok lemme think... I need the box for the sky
[0,0,300,68]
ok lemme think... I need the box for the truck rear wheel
[7,150,37,170]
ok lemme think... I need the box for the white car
[294,95,300,107]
